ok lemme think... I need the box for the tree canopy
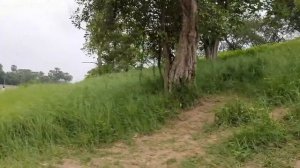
[73,0,300,90]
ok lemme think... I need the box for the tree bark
[204,39,219,60]
[162,40,175,91]
[157,47,163,81]
[166,0,198,91]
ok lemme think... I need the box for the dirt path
[296,160,300,168]
[58,96,227,168]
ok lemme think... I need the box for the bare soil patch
[270,107,289,121]
[58,159,82,168]
[296,160,300,168]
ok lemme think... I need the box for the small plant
[215,100,268,127]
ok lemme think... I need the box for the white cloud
[0,0,96,81]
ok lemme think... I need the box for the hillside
[0,38,300,167]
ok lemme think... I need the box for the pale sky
[0,0,96,82]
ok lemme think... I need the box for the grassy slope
[0,38,300,167]
[181,38,300,167]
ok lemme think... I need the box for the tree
[224,19,267,50]
[167,0,198,90]
[224,0,300,50]
[1,65,73,85]
[198,0,263,59]
[5,69,37,85]
[73,0,197,91]
[0,64,5,84]
[259,0,299,42]
[73,0,182,80]
[11,65,17,72]
[48,68,73,83]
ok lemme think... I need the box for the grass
[0,71,183,167]
[197,38,300,105]
[214,99,268,127]
[1,38,300,167]
[219,121,287,162]
[185,38,300,167]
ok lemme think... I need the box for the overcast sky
[0,0,96,82]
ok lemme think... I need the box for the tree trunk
[204,39,219,60]
[163,41,174,91]
[157,43,164,81]
[166,0,198,91]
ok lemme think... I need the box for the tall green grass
[0,38,300,166]
[0,71,183,159]
[197,38,300,105]
[214,100,268,127]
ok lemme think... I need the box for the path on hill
[58,96,229,168]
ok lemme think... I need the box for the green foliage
[0,64,4,84]
[0,66,73,85]
[48,67,73,82]
[261,0,299,41]
[73,0,181,74]
[198,0,262,44]
[215,100,268,127]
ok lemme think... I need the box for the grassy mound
[197,38,300,105]
[0,38,300,166]
[0,72,182,157]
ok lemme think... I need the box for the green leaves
[73,0,181,75]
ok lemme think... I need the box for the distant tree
[198,0,263,59]
[221,0,300,51]
[260,0,299,42]
[224,19,269,50]
[5,69,35,85]
[48,68,73,83]
[1,65,73,85]
[5,72,19,85]
[11,65,17,72]
[0,64,5,84]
